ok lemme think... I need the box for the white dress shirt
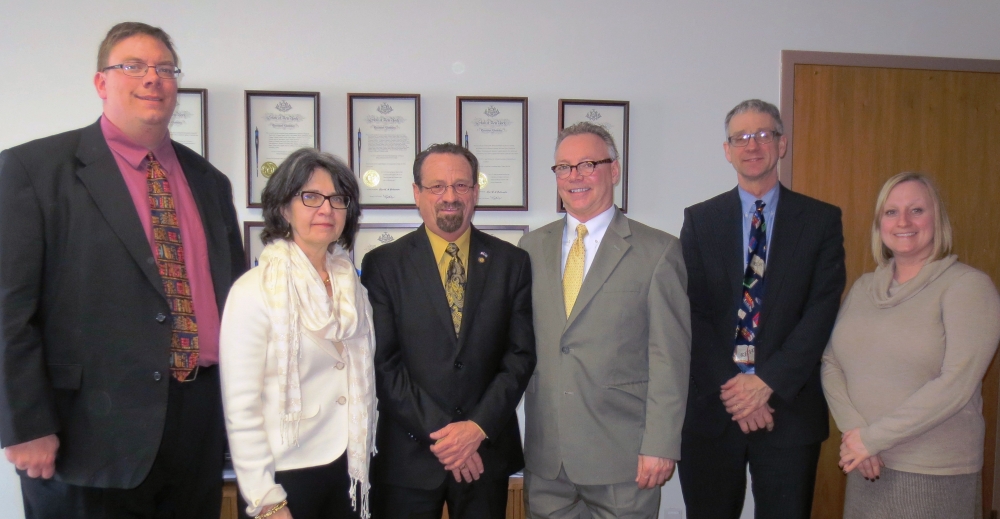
[561,205,617,278]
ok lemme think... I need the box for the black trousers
[372,475,509,519]
[678,422,822,519]
[20,366,225,519]
[237,453,360,519]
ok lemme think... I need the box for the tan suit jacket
[519,209,691,484]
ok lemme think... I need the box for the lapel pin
[478,251,488,263]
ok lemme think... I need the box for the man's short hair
[555,122,618,161]
[97,22,179,71]
[260,148,362,250]
[724,99,784,137]
[412,143,479,185]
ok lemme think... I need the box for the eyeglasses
[727,130,782,147]
[102,61,182,79]
[419,183,475,195]
[551,158,614,178]
[297,191,351,209]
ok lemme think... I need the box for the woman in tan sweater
[821,172,1000,518]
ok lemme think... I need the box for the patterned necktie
[563,224,588,317]
[147,153,199,381]
[734,200,767,374]
[444,243,466,336]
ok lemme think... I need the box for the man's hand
[448,452,485,483]
[721,373,773,420]
[4,434,59,479]
[429,421,486,471]
[635,455,675,489]
[839,428,874,474]
[736,404,775,434]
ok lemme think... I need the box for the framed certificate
[246,91,320,208]
[558,99,630,213]
[170,88,208,158]
[457,97,528,210]
[477,224,528,246]
[351,223,420,271]
[348,94,421,208]
[243,221,266,270]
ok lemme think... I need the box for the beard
[435,201,467,234]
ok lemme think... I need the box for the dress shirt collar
[426,226,472,265]
[100,115,174,169]
[737,183,780,217]
[564,205,616,243]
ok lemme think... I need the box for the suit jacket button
[454,406,463,415]
[337,396,347,405]
[408,433,419,442]
[561,347,570,354]
[153,371,162,381]
[454,361,464,369]
[155,313,167,323]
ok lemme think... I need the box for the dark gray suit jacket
[0,120,245,487]
[681,185,845,446]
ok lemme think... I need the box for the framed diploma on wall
[170,88,208,158]
[477,224,528,246]
[457,97,528,210]
[245,91,320,208]
[351,223,420,271]
[243,221,266,270]
[557,99,630,213]
[348,94,421,209]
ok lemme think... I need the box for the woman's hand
[839,428,874,474]
[856,454,884,481]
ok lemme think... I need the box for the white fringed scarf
[258,239,377,518]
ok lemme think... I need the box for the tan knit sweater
[821,256,1000,475]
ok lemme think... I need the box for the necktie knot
[446,243,459,257]
[754,200,765,213]
[576,224,588,241]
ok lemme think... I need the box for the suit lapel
[74,122,165,299]
[409,227,459,344]
[542,221,568,320]
[566,210,631,329]
[457,227,492,347]
[760,186,804,332]
[175,144,232,309]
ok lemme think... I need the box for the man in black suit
[0,22,244,519]
[360,143,535,519]
[678,99,845,519]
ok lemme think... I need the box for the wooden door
[782,54,1000,519]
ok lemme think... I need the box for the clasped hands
[3,433,59,479]
[839,428,883,481]
[429,421,486,483]
[720,373,775,434]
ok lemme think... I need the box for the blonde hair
[871,172,953,267]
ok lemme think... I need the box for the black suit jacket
[680,186,845,446]
[360,225,535,489]
[0,120,245,487]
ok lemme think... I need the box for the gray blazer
[518,209,691,484]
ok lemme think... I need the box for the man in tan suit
[519,122,691,518]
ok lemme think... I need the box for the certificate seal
[363,169,381,187]
[477,171,489,188]
[260,161,277,178]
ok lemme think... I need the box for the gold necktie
[563,224,588,317]
[444,243,466,335]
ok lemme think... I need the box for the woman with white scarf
[220,148,376,519]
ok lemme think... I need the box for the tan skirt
[843,467,978,519]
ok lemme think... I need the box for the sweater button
[336,362,345,370]
[337,396,347,405]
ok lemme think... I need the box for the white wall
[2,1,999,517]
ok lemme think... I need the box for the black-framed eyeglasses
[102,61,182,79]
[419,183,475,195]
[297,191,351,209]
[551,158,614,178]
[727,130,781,147]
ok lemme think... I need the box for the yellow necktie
[444,243,466,335]
[563,224,588,317]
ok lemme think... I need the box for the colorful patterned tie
[147,153,199,381]
[563,224,588,317]
[734,200,766,374]
[444,243,466,336]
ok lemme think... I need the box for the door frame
[779,49,1000,516]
